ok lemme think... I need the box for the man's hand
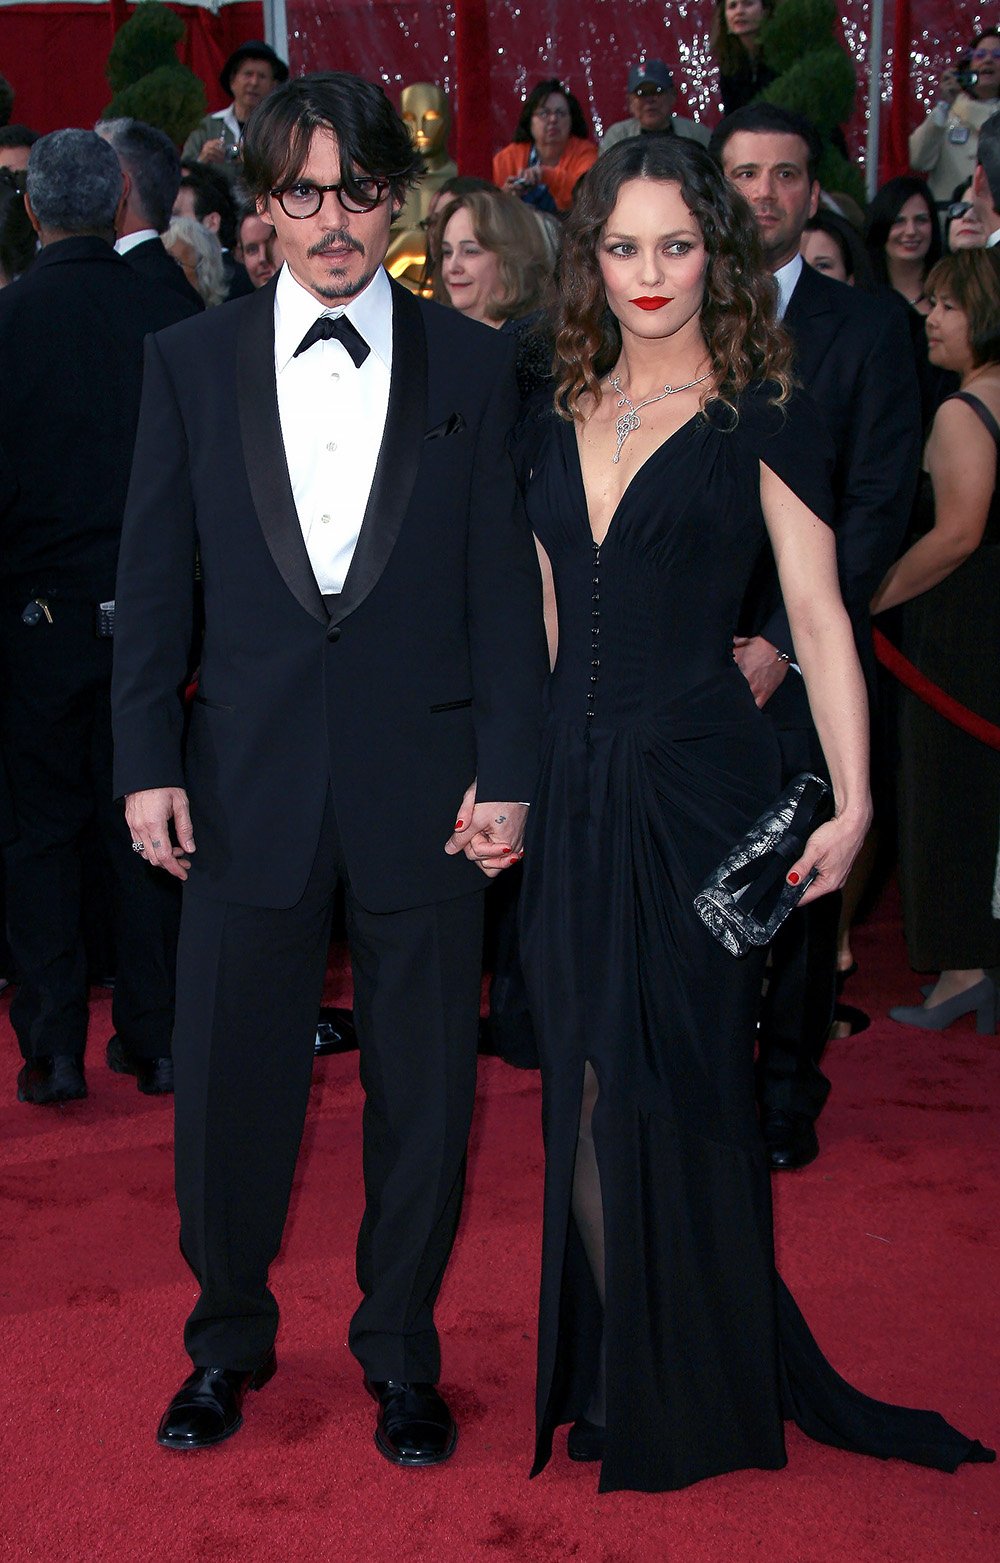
[733,635,790,709]
[198,138,227,165]
[444,781,527,879]
[125,787,196,881]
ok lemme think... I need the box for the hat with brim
[220,41,289,97]
[627,60,674,94]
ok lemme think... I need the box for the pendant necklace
[608,370,712,464]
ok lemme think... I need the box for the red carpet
[1,886,997,1562]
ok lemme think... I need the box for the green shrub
[105,2,185,95]
[104,63,206,147]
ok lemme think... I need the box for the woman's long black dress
[515,385,992,1493]
[896,390,1000,971]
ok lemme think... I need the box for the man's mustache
[307,230,365,259]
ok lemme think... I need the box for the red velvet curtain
[1,3,264,138]
[0,0,991,176]
[884,0,915,181]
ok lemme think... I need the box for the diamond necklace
[608,370,712,464]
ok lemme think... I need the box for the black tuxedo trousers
[175,791,485,1378]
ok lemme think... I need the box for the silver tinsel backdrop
[284,1,993,165]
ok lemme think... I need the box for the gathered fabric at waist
[543,664,764,738]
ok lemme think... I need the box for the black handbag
[693,773,833,958]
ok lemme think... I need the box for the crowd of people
[0,19,997,1497]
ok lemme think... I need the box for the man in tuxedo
[712,104,922,1169]
[0,130,192,1104]
[112,72,546,1463]
[98,117,204,312]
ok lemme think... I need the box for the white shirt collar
[115,228,159,256]
[273,262,393,374]
[218,103,242,142]
[773,252,804,320]
[986,226,1000,249]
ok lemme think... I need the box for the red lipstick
[631,296,672,310]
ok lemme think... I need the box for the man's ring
[132,841,144,853]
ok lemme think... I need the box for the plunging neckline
[569,411,704,547]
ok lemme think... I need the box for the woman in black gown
[513,137,992,1494]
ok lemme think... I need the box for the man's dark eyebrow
[728,161,805,175]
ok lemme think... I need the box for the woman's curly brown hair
[553,136,794,422]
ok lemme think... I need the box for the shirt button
[330,371,340,382]
[321,513,331,524]
[326,441,337,452]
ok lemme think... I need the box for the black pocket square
[424,412,466,440]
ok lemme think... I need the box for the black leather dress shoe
[17,1055,87,1104]
[156,1351,277,1450]
[106,1034,174,1095]
[364,1379,457,1466]
[762,1109,820,1170]
[567,1416,605,1462]
[314,1006,357,1056]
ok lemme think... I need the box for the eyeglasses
[946,200,973,220]
[633,85,667,97]
[268,178,393,218]
[532,108,569,121]
[971,47,1000,61]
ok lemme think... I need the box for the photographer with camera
[910,29,1000,206]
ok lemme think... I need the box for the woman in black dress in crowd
[710,0,777,115]
[865,176,951,426]
[873,248,1000,1033]
[512,135,992,1493]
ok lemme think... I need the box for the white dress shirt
[115,229,160,256]
[987,226,1000,249]
[273,263,393,594]
[773,252,804,321]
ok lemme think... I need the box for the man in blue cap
[599,59,709,153]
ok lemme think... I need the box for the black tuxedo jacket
[0,236,197,599]
[741,260,922,729]
[122,235,205,313]
[112,275,547,913]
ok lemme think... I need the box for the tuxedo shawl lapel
[782,262,837,382]
[237,276,328,625]
[329,280,427,630]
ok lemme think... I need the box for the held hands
[444,780,527,879]
[125,787,196,881]
[733,635,789,709]
[783,807,872,908]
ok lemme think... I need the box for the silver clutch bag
[693,773,833,958]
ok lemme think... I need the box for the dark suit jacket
[741,259,922,731]
[112,275,547,913]
[0,236,197,600]
[122,235,205,313]
[222,254,255,302]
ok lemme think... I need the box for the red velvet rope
[873,627,1000,750]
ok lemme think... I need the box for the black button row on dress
[587,541,601,722]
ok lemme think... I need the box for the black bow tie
[293,314,371,368]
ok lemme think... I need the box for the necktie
[293,314,371,368]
